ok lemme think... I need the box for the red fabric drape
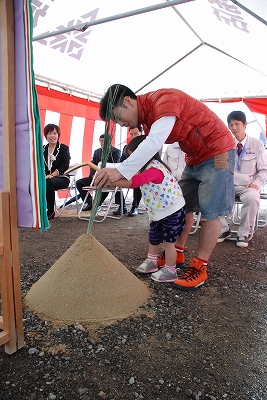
[36,85,119,147]
[36,87,267,148]
[243,99,267,135]
[36,85,102,179]
[243,98,267,115]
[203,97,267,136]
[36,86,121,193]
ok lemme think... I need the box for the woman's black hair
[126,136,171,173]
[44,123,60,139]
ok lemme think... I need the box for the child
[112,135,186,282]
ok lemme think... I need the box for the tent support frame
[230,0,267,26]
[33,0,194,41]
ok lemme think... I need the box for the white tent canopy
[32,0,267,100]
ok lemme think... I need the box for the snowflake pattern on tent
[31,0,55,28]
[32,2,99,60]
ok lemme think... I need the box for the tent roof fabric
[32,0,267,100]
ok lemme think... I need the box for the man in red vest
[95,84,235,290]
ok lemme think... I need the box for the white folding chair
[78,182,124,222]
[55,164,79,217]
[78,161,125,222]
[230,186,267,240]
[257,189,267,228]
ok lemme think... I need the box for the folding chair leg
[56,188,71,217]
[229,201,257,241]
[189,212,201,234]
[97,188,124,222]
[78,191,91,221]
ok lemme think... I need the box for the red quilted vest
[137,89,235,166]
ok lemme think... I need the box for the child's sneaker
[157,250,184,267]
[173,257,208,290]
[136,259,158,274]
[151,267,178,282]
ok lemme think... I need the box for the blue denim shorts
[179,150,235,220]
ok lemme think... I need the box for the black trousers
[76,177,93,201]
[132,188,142,209]
[46,176,69,214]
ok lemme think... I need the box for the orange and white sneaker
[173,257,208,290]
[157,250,185,267]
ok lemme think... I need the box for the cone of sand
[25,234,151,323]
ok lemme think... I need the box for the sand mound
[25,234,151,324]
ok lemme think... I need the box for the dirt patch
[1,209,267,400]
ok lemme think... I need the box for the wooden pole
[0,0,24,353]
[0,192,16,352]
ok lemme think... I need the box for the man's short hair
[132,125,143,133]
[99,134,105,139]
[227,111,247,125]
[99,84,137,121]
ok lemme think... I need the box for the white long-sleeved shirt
[117,116,176,180]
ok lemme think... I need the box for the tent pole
[230,1,267,26]
[135,44,202,93]
[33,0,194,41]
[35,74,102,101]
[206,43,267,78]
[202,96,267,102]
[136,41,267,94]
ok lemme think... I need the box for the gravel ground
[0,209,267,400]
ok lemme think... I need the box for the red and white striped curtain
[36,85,127,186]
